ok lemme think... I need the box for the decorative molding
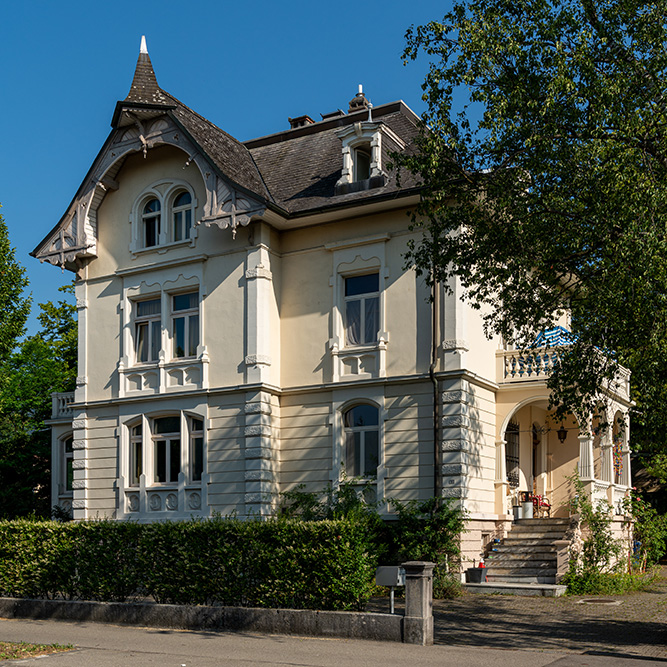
[244,425,271,437]
[76,298,88,309]
[441,464,465,476]
[245,354,272,366]
[441,415,468,428]
[244,402,272,415]
[442,339,469,351]
[441,440,469,452]
[245,265,273,280]
[76,376,88,386]
[72,439,86,450]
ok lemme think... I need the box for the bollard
[401,560,434,645]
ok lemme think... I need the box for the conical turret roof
[124,36,171,106]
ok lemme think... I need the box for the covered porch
[494,347,632,519]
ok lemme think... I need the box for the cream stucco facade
[37,44,633,565]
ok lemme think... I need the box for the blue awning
[531,326,576,347]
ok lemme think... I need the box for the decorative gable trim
[33,114,267,269]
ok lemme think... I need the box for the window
[353,146,371,182]
[62,436,74,492]
[344,404,379,477]
[153,416,181,484]
[128,414,204,487]
[135,298,161,363]
[142,199,161,247]
[172,292,199,358]
[190,417,204,482]
[132,182,197,251]
[130,424,143,486]
[505,421,520,488]
[344,273,379,346]
[172,191,192,242]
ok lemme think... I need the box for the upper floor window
[172,191,192,242]
[172,292,199,358]
[344,404,379,478]
[132,181,197,252]
[142,199,161,247]
[153,415,181,484]
[353,146,371,182]
[344,273,379,346]
[135,298,161,363]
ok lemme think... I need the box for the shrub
[0,517,376,610]
[622,489,667,570]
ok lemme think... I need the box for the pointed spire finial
[140,35,148,55]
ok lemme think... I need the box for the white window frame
[171,190,193,242]
[343,272,380,347]
[343,403,380,478]
[171,291,200,360]
[134,296,162,364]
[61,435,74,494]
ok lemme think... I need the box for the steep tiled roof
[245,104,421,215]
[125,48,172,106]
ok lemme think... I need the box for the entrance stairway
[486,517,569,584]
[464,518,570,596]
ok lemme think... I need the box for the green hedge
[0,518,376,610]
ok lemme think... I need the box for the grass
[0,641,73,660]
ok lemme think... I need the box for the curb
[0,597,403,643]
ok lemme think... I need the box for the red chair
[532,494,551,518]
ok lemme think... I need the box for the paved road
[0,617,663,667]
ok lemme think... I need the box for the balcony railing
[497,347,563,383]
[51,391,75,419]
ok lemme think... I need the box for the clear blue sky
[0,0,448,335]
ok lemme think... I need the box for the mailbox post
[402,561,434,646]
[375,566,405,614]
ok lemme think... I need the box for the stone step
[471,578,563,590]
[493,545,557,554]
[480,576,565,595]
[487,556,556,566]
[486,566,557,577]
[514,518,569,526]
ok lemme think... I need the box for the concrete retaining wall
[0,598,403,643]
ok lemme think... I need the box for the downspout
[430,275,441,500]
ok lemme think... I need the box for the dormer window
[172,191,192,242]
[142,199,161,247]
[353,146,371,182]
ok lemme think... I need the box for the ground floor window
[128,413,205,486]
[61,435,74,493]
[343,403,379,477]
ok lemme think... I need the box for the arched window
[142,198,161,247]
[172,191,192,242]
[343,404,379,477]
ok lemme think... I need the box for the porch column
[578,433,594,481]
[495,439,509,515]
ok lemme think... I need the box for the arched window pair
[141,190,193,248]
[343,404,379,478]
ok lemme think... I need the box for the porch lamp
[557,425,568,443]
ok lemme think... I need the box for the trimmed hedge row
[0,518,376,610]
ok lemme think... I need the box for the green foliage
[564,568,658,595]
[0,209,29,363]
[388,497,465,598]
[279,485,466,599]
[0,283,77,518]
[564,472,624,593]
[398,0,667,451]
[623,489,667,568]
[0,518,376,611]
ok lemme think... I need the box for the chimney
[348,84,370,113]
[288,114,315,129]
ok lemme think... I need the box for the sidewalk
[0,617,662,666]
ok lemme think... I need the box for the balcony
[51,391,75,420]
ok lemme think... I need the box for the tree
[399,0,667,451]
[0,208,30,361]
[0,284,77,518]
